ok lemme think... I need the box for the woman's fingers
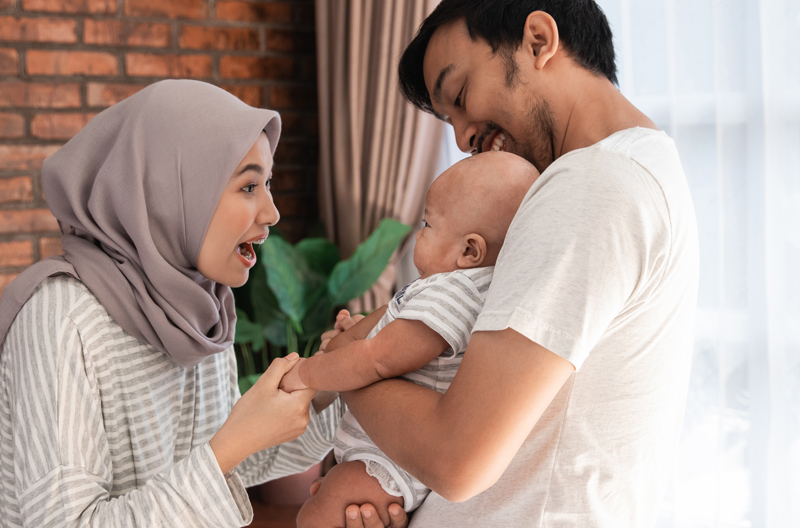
[259,352,300,388]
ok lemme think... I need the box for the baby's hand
[279,358,309,393]
[319,309,365,352]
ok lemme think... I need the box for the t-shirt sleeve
[395,271,488,357]
[473,150,671,369]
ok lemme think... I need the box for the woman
[0,80,406,528]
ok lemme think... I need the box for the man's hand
[279,358,309,393]
[308,478,409,528]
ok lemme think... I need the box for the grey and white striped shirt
[0,276,341,528]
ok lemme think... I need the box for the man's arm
[340,328,575,502]
[294,318,449,392]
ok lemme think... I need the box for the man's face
[422,19,556,172]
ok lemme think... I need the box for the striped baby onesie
[334,267,493,512]
[0,275,342,528]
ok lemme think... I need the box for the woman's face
[197,132,279,287]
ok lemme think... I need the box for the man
[337,1,699,526]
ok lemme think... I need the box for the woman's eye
[266,178,272,189]
[242,183,256,193]
[454,87,463,108]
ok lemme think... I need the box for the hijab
[0,79,281,367]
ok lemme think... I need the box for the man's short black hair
[399,0,618,114]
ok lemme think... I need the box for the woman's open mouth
[236,236,267,267]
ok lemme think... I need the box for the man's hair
[398,0,618,114]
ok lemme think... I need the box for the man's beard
[519,96,556,174]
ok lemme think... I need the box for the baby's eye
[421,219,430,228]
[241,183,256,193]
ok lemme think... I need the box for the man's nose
[257,192,280,226]
[451,115,478,153]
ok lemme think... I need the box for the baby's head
[414,151,539,278]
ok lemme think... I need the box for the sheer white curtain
[593,0,800,526]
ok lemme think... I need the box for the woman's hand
[210,353,316,474]
[308,479,409,528]
[319,310,365,353]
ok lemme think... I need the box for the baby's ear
[457,234,487,269]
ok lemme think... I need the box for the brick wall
[0,0,319,295]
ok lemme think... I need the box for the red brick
[0,145,60,170]
[22,0,116,13]
[0,49,18,74]
[221,84,263,107]
[179,26,259,51]
[39,236,62,258]
[0,209,59,234]
[31,112,97,139]
[27,50,118,76]
[85,19,171,47]
[0,273,20,297]
[125,0,207,19]
[86,82,145,107]
[125,53,211,78]
[0,177,34,203]
[220,56,293,80]
[0,113,24,138]
[0,240,33,267]
[269,85,315,109]
[0,0,14,10]
[0,16,77,43]
[266,28,314,52]
[216,1,292,22]
[0,82,81,108]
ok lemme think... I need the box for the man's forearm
[341,329,575,502]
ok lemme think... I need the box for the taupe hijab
[0,80,280,367]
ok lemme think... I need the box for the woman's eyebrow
[233,163,263,177]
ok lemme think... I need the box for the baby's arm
[284,317,449,392]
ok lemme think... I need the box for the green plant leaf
[234,309,265,352]
[238,373,261,395]
[249,259,289,347]
[296,238,341,277]
[261,237,326,331]
[327,218,412,307]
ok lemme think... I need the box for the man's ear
[457,234,487,269]
[522,11,560,70]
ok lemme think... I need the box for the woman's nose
[257,191,280,226]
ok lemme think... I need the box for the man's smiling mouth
[476,126,508,154]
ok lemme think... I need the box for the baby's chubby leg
[296,461,404,528]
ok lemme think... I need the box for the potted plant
[232,218,411,504]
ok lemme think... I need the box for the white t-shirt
[409,128,699,528]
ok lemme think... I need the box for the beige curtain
[315,0,444,312]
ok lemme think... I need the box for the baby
[280,151,539,527]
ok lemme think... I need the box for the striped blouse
[0,276,342,527]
